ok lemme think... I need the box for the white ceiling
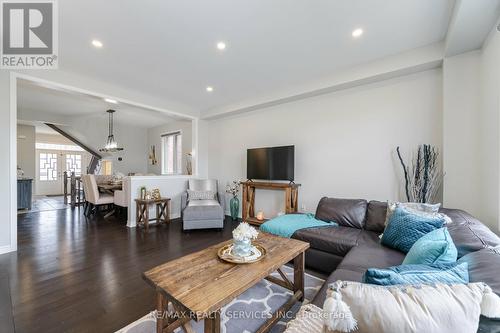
[58,0,456,113]
[445,0,500,56]
[17,79,182,128]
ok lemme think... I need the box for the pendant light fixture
[99,109,124,152]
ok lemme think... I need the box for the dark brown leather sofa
[291,197,500,331]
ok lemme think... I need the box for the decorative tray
[217,243,267,264]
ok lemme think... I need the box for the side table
[135,198,171,230]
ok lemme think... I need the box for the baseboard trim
[0,244,14,255]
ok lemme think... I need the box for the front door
[64,152,83,178]
[36,150,85,195]
[36,150,62,195]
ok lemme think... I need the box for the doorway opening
[10,73,198,253]
[17,124,92,213]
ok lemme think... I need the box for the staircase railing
[63,171,84,208]
[44,123,102,174]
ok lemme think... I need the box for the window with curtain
[161,131,182,174]
[100,160,113,176]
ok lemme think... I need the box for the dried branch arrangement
[396,144,444,203]
[226,180,241,197]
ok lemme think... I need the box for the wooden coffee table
[143,232,309,333]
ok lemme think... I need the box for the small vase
[230,196,239,221]
[233,238,252,257]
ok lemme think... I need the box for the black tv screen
[247,146,295,181]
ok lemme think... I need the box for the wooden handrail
[44,123,102,159]
[44,123,102,174]
[88,155,100,175]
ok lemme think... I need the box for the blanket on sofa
[260,213,337,238]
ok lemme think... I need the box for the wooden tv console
[241,181,301,226]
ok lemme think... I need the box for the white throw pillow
[187,190,216,200]
[384,201,451,226]
[284,303,324,333]
[321,281,500,333]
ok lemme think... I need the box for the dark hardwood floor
[0,208,241,333]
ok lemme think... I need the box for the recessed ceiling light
[92,39,103,48]
[206,86,214,92]
[352,28,363,38]
[216,41,226,50]
[104,98,117,104]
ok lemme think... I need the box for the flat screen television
[247,145,295,181]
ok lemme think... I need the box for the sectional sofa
[289,197,500,331]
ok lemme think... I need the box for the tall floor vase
[230,196,240,221]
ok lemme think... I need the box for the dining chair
[81,175,90,215]
[82,174,114,217]
[113,177,129,210]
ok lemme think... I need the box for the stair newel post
[63,171,68,204]
[70,172,76,208]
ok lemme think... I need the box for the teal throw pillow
[259,213,336,238]
[381,206,446,253]
[403,228,457,265]
[362,262,469,286]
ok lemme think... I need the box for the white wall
[36,133,74,145]
[1,71,13,253]
[146,121,193,175]
[197,120,209,178]
[479,27,500,232]
[208,69,443,218]
[64,115,149,175]
[17,125,36,182]
[442,26,500,233]
[126,176,191,227]
[442,51,482,218]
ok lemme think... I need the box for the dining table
[97,182,123,218]
[97,183,123,193]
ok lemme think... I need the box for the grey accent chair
[181,179,225,231]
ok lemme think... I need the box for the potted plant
[232,222,259,257]
[226,180,240,220]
